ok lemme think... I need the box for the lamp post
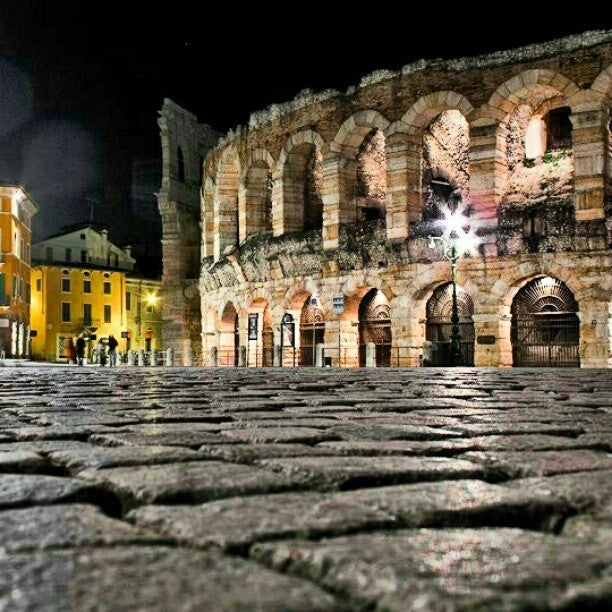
[428,204,477,367]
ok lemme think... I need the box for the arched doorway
[511,276,579,367]
[425,283,475,366]
[299,295,325,366]
[358,289,391,367]
[219,302,239,366]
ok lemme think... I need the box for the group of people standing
[67,334,119,366]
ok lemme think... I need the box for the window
[20,237,25,260]
[46,247,52,261]
[36,278,41,292]
[65,248,72,262]
[61,278,71,292]
[83,303,92,326]
[80,233,86,240]
[103,304,111,323]
[113,253,119,267]
[83,279,91,294]
[25,283,31,303]
[126,291,131,311]
[81,250,87,263]
[61,302,71,322]
[103,281,111,295]
[147,305,153,313]
[177,146,185,182]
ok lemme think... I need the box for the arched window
[299,295,325,366]
[356,129,387,222]
[177,147,185,183]
[219,302,239,366]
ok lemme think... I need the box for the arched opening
[422,110,469,221]
[283,143,323,232]
[214,149,240,260]
[299,295,325,366]
[358,289,391,367]
[177,147,185,183]
[219,302,239,367]
[247,301,274,367]
[356,129,387,222]
[511,276,579,367]
[244,161,273,239]
[425,282,475,366]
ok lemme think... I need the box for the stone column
[273,345,281,367]
[578,299,611,368]
[210,346,218,367]
[472,314,503,367]
[385,135,411,240]
[238,346,247,367]
[468,121,506,256]
[165,347,173,366]
[570,105,608,222]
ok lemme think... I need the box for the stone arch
[401,91,474,132]
[219,301,239,366]
[279,131,325,233]
[214,146,241,260]
[591,63,612,103]
[358,288,392,367]
[201,177,215,259]
[241,149,274,241]
[333,110,390,149]
[247,296,274,367]
[424,281,475,366]
[299,294,325,367]
[510,275,580,367]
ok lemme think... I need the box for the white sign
[332,293,344,314]
[0,319,9,328]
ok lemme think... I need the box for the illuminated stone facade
[162,32,612,368]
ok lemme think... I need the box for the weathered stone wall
[165,32,612,367]
[157,99,220,364]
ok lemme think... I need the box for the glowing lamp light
[146,294,158,307]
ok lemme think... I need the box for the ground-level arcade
[200,251,611,369]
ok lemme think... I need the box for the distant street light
[428,203,478,366]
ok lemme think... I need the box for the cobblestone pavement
[0,366,611,610]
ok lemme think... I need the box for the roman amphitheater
[157,31,612,368]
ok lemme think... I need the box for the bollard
[150,351,157,366]
[137,350,145,367]
[365,342,376,368]
[183,348,193,367]
[273,345,281,367]
[210,346,218,367]
[165,347,173,367]
[238,346,247,367]
[315,345,324,368]
[127,350,134,366]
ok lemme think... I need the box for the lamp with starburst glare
[428,203,478,366]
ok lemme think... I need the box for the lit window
[61,278,71,293]
[103,282,111,295]
[104,304,111,323]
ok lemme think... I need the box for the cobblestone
[0,366,611,609]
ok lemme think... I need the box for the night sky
[0,2,608,254]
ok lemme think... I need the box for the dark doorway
[299,296,325,366]
[358,289,391,367]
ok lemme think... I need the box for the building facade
[0,185,38,357]
[125,276,163,354]
[163,32,612,368]
[30,224,138,361]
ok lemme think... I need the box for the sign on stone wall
[332,293,344,314]
[248,313,258,340]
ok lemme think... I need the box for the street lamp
[428,203,478,366]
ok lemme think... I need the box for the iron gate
[359,289,392,367]
[512,313,579,367]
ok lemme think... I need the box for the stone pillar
[570,106,608,221]
[137,350,145,367]
[273,345,281,367]
[127,350,134,366]
[210,346,218,367]
[165,348,173,366]
[315,344,324,368]
[365,342,376,368]
[578,300,611,368]
[271,168,284,237]
[468,121,506,255]
[472,314,502,367]
[183,346,193,367]
[404,135,422,224]
[150,351,157,366]
[238,346,247,367]
[385,135,410,240]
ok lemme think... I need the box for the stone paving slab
[252,528,612,609]
[0,546,340,611]
[0,503,160,552]
[78,460,312,511]
[0,474,98,509]
[0,450,48,473]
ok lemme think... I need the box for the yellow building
[30,223,136,362]
[125,276,163,354]
[0,185,38,357]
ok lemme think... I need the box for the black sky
[0,2,609,247]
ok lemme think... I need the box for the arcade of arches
[157,33,612,367]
